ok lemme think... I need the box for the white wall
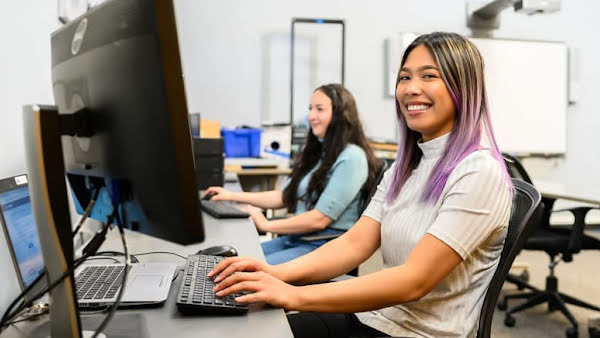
[174,0,600,196]
[0,0,58,318]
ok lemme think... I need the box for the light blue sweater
[286,144,368,231]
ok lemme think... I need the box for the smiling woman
[204,84,381,264]
[207,32,513,338]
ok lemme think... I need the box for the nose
[404,78,422,96]
[308,108,317,121]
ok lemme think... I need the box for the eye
[398,75,410,81]
[423,73,437,79]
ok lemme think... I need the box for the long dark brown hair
[282,84,380,212]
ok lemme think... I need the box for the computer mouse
[202,191,217,201]
[197,245,238,257]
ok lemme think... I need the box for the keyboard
[176,254,249,315]
[201,200,249,218]
[76,265,127,301]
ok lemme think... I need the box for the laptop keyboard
[201,200,249,218]
[76,265,127,300]
[176,254,249,314]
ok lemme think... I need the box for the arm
[214,233,462,312]
[246,146,368,234]
[212,215,381,285]
[204,186,284,209]
[248,208,332,234]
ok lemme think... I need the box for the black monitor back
[50,0,203,244]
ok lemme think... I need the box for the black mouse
[202,191,217,201]
[197,245,238,257]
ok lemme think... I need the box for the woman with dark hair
[208,32,513,338]
[205,84,380,264]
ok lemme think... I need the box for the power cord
[91,203,130,338]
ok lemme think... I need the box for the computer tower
[193,138,224,189]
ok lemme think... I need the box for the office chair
[354,179,542,338]
[499,153,600,338]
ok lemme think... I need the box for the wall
[0,0,57,318]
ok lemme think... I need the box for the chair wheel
[497,299,507,311]
[520,270,529,282]
[504,314,516,327]
[566,327,578,338]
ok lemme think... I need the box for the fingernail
[216,291,223,296]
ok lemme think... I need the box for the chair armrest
[562,206,595,255]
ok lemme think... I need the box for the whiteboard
[471,38,568,154]
[387,35,568,154]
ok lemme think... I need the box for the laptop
[0,174,177,308]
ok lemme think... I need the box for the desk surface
[3,212,293,338]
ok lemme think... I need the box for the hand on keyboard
[212,262,299,310]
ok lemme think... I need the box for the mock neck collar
[417,132,450,161]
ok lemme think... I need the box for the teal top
[284,144,368,231]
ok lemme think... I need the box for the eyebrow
[399,65,439,72]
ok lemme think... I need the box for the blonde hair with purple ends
[386,32,510,204]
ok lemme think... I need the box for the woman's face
[308,90,333,139]
[396,45,456,142]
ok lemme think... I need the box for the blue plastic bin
[221,128,262,158]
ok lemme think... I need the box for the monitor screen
[50,0,204,244]
[0,178,45,289]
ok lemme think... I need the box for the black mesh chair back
[359,158,389,214]
[502,153,533,184]
[477,179,542,338]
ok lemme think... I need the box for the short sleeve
[362,162,396,222]
[427,151,512,260]
[314,145,368,220]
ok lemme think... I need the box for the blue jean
[261,228,344,265]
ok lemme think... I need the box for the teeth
[407,104,430,111]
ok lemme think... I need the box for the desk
[225,158,292,192]
[2,211,293,338]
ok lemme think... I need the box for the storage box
[221,128,262,158]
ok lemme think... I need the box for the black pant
[287,312,390,338]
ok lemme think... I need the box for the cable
[0,196,111,333]
[0,254,90,332]
[91,204,130,338]
[72,187,100,237]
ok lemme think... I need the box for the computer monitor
[0,175,46,305]
[22,1,204,336]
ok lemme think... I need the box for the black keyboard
[176,254,249,315]
[201,200,249,218]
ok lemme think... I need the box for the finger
[216,280,260,297]
[235,292,262,304]
[208,256,242,277]
[213,260,257,282]
[214,271,262,292]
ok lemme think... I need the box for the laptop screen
[0,179,45,288]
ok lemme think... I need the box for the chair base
[500,275,600,337]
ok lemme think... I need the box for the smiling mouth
[407,104,432,113]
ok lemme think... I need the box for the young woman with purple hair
[208,32,512,338]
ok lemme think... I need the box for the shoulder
[336,144,367,161]
[448,149,508,187]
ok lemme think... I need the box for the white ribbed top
[356,133,512,338]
